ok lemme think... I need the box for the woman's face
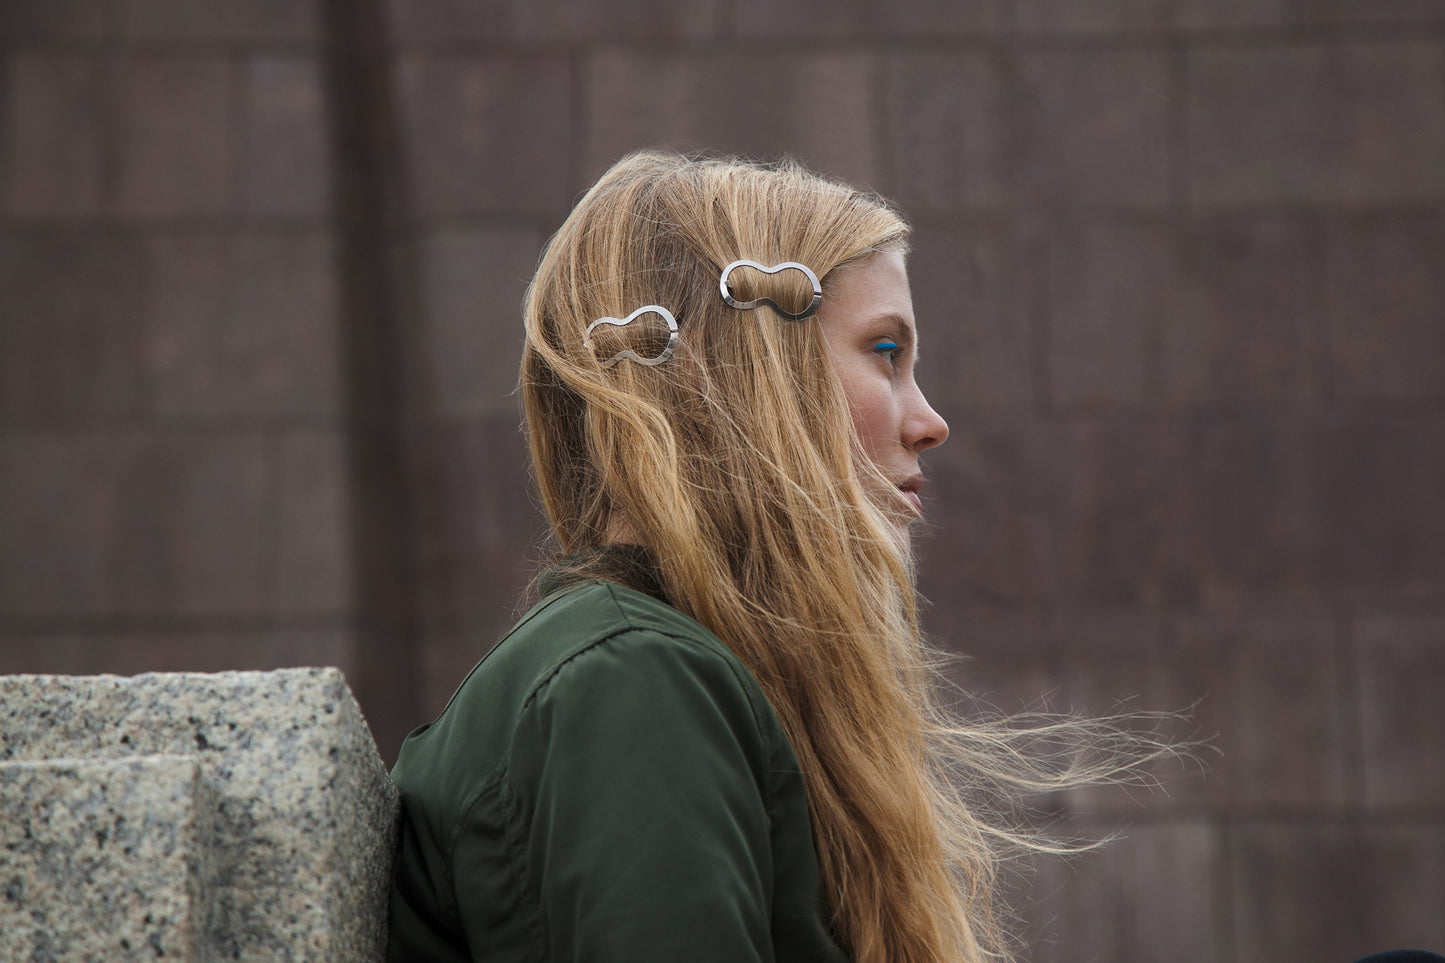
[818,250,949,529]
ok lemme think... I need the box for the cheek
[845,389,898,460]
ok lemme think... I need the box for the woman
[388,151,1120,963]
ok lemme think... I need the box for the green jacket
[386,570,849,962]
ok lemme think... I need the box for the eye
[872,339,902,363]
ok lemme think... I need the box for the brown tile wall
[3,2,1443,959]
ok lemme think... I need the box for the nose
[903,380,948,453]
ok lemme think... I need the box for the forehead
[818,250,915,331]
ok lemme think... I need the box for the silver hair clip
[584,305,678,368]
[719,259,823,322]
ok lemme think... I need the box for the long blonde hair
[521,151,1161,962]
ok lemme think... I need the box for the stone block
[1356,614,1445,806]
[147,232,341,419]
[0,0,110,40]
[416,227,541,418]
[1,53,102,217]
[0,669,398,961]
[116,57,234,217]
[734,0,1000,37]
[1038,220,1165,408]
[1014,50,1172,208]
[0,234,147,424]
[1187,43,1445,207]
[583,51,877,192]
[120,0,320,42]
[1164,216,1326,405]
[881,54,1006,211]
[243,58,331,218]
[0,755,206,961]
[908,224,1031,411]
[0,434,272,618]
[1326,214,1445,402]
[398,56,571,217]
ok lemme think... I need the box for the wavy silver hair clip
[584,305,678,368]
[719,259,823,322]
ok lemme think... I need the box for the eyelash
[873,340,902,363]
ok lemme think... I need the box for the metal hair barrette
[719,259,823,322]
[584,305,678,368]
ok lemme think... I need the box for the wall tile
[1176,0,1284,28]
[1040,221,1164,408]
[881,54,1007,211]
[147,232,340,419]
[508,0,718,40]
[120,0,320,42]
[0,433,272,617]
[583,51,878,191]
[274,432,352,616]
[0,1,110,40]
[1164,216,1326,405]
[1029,821,1224,963]
[115,57,234,217]
[1015,0,1172,34]
[0,629,354,677]
[382,0,502,42]
[1232,823,1445,960]
[416,227,540,418]
[398,56,571,218]
[909,224,1031,412]
[1,54,102,217]
[1015,50,1172,208]
[1283,0,1445,23]
[1356,614,1445,806]
[0,234,147,424]
[920,421,1191,611]
[1325,214,1445,402]
[734,0,1000,37]
[1188,43,1445,207]
[242,58,330,218]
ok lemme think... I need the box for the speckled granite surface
[0,669,399,962]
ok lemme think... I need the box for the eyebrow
[872,312,918,353]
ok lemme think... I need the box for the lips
[897,474,924,513]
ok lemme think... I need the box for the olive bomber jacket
[386,569,849,962]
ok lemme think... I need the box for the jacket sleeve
[455,626,779,963]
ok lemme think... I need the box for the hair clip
[584,305,678,368]
[719,260,823,322]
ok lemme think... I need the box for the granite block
[908,224,1031,411]
[582,51,878,191]
[1326,214,1445,402]
[0,234,147,424]
[398,56,571,217]
[0,755,205,962]
[1,53,103,217]
[0,669,399,961]
[881,54,1007,211]
[1187,43,1445,207]
[416,227,540,417]
[1014,50,1172,208]
[147,232,341,419]
[116,57,234,217]
[242,58,331,218]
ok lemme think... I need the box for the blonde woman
[388,151,1116,963]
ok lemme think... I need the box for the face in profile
[817,250,949,530]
